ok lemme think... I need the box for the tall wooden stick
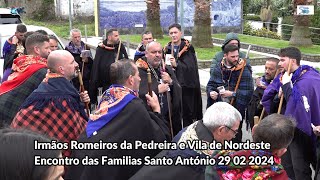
[76,67,90,117]
[147,68,152,96]
[115,40,122,62]
[230,45,251,106]
[277,59,292,114]
[258,68,282,123]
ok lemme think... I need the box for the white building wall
[54,0,94,18]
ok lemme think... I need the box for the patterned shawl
[86,85,138,138]
[11,73,88,157]
[65,41,85,54]
[0,55,47,95]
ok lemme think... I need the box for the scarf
[0,55,47,95]
[86,85,138,138]
[164,38,192,59]
[20,73,88,120]
[65,41,85,54]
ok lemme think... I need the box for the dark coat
[164,39,203,121]
[137,57,182,136]
[65,98,170,180]
[65,45,93,92]
[89,40,128,103]
[130,120,214,180]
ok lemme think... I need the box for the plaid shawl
[86,85,137,138]
[0,68,47,127]
[11,74,87,157]
[207,59,254,111]
[206,150,287,180]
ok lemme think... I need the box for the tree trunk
[289,0,312,46]
[192,0,213,48]
[146,0,163,39]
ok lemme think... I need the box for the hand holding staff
[76,66,90,117]
[277,59,292,114]
[256,68,282,124]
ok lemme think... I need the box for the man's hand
[158,83,169,93]
[80,91,90,103]
[161,72,172,84]
[255,77,267,89]
[278,87,283,97]
[282,72,292,85]
[146,91,161,113]
[82,57,88,63]
[220,90,233,98]
[12,36,18,44]
[209,91,218,100]
[313,125,320,136]
[170,57,177,67]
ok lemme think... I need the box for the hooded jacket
[210,33,249,75]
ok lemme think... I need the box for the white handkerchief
[302,96,310,112]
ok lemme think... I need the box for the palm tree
[192,0,213,48]
[289,0,313,46]
[146,0,163,39]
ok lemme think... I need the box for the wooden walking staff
[76,67,90,117]
[115,40,122,62]
[255,68,282,124]
[147,68,152,96]
[161,54,174,139]
[230,45,251,106]
[277,59,292,114]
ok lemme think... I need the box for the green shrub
[281,16,293,41]
[244,15,261,21]
[311,9,320,28]
[243,21,253,35]
[251,28,281,39]
[31,0,55,21]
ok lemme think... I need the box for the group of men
[0,22,320,180]
[206,32,320,180]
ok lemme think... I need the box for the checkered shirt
[11,100,87,157]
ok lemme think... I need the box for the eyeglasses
[225,126,238,135]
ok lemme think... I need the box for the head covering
[222,32,241,50]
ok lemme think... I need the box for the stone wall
[213,38,320,62]
[196,57,271,69]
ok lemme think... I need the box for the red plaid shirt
[11,100,87,157]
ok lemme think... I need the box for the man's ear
[252,124,258,136]
[216,126,225,136]
[128,75,134,85]
[33,46,39,55]
[273,148,287,157]
[223,53,227,58]
[58,66,64,75]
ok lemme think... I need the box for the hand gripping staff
[76,66,90,117]
[255,68,282,125]
[277,59,292,114]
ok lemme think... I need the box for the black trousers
[181,87,202,128]
[282,128,316,180]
